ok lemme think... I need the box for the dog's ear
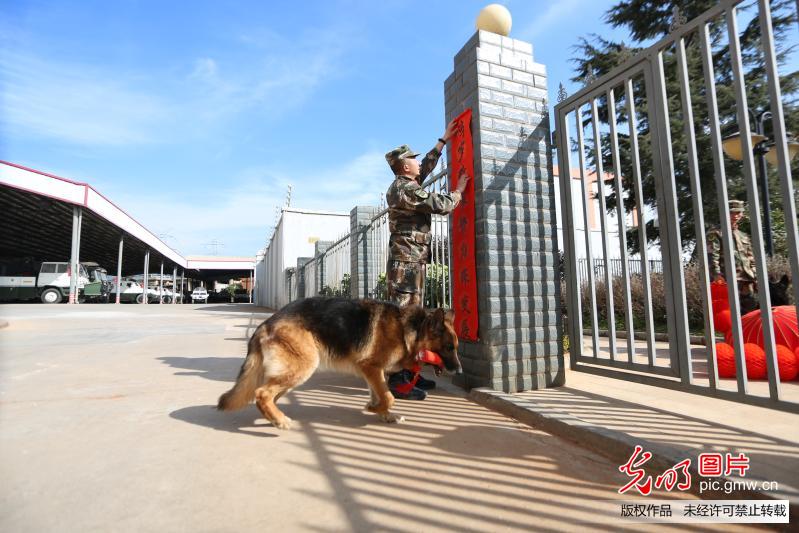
[423,308,447,331]
[781,274,791,286]
[421,308,438,329]
[444,309,455,324]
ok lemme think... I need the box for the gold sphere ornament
[476,4,512,36]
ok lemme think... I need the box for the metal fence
[321,234,351,296]
[292,163,453,308]
[555,0,799,412]
[576,258,663,284]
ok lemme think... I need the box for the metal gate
[555,0,799,411]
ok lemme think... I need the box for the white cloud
[1,27,348,147]
[1,52,171,145]
[190,57,218,81]
[100,150,389,256]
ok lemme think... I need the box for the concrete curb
[469,387,795,512]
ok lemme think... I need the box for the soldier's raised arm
[419,120,458,181]
[418,148,442,182]
[398,169,469,215]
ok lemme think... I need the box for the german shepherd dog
[217,297,462,429]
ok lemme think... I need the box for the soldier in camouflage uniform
[706,199,757,298]
[384,120,469,399]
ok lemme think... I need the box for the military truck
[0,258,90,303]
[82,262,112,303]
[117,278,160,303]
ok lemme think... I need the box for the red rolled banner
[449,109,478,341]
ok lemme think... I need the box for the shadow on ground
[166,359,732,531]
[510,385,799,501]
[158,356,241,382]
[170,405,278,438]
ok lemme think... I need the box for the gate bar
[575,107,601,359]
[676,33,718,389]
[699,21,748,394]
[648,52,692,381]
[758,0,799,333]
[590,98,618,360]
[606,87,636,364]
[556,114,584,365]
[624,77,657,366]
[727,6,780,400]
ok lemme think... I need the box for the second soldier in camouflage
[706,199,757,298]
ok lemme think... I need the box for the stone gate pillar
[350,206,379,298]
[314,240,332,295]
[444,30,563,392]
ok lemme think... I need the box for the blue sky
[2,1,636,256]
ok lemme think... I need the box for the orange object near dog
[715,342,736,378]
[744,343,767,380]
[417,349,444,367]
[393,350,445,395]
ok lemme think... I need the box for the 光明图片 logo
[618,445,753,495]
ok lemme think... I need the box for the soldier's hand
[443,119,457,142]
[456,173,470,194]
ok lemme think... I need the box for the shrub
[579,271,669,332]
[573,253,795,336]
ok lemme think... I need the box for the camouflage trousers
[386,260,426,307]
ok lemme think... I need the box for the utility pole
[204,239,225,256]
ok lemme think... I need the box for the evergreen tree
[568,0,798,254]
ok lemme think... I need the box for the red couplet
[450,108,479,341]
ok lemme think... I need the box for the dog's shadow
[158,356,240,382]
[170,405,279,438]
[171,397,373,436]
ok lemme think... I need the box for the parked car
[191,287,208,303]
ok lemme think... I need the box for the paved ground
[0,304,766,532]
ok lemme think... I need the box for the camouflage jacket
[386,148,462,263]
[706,225,756,282]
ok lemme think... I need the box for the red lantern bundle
[710,279,731,333]
[710,278,729,300]
[715,342,736,378]
[715,336,799,381]
[776,345,798,381]
[744,343,767,379]
[725,306,799,352]
[714,310,732,334]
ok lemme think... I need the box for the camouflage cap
[729,199,746,213]
[385,145,420,166]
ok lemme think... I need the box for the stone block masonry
[349,206,380,298]
[444,30,564,393]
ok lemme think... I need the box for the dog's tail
[217,332,265,411]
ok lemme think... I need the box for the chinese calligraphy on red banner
[450,109,478,341]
